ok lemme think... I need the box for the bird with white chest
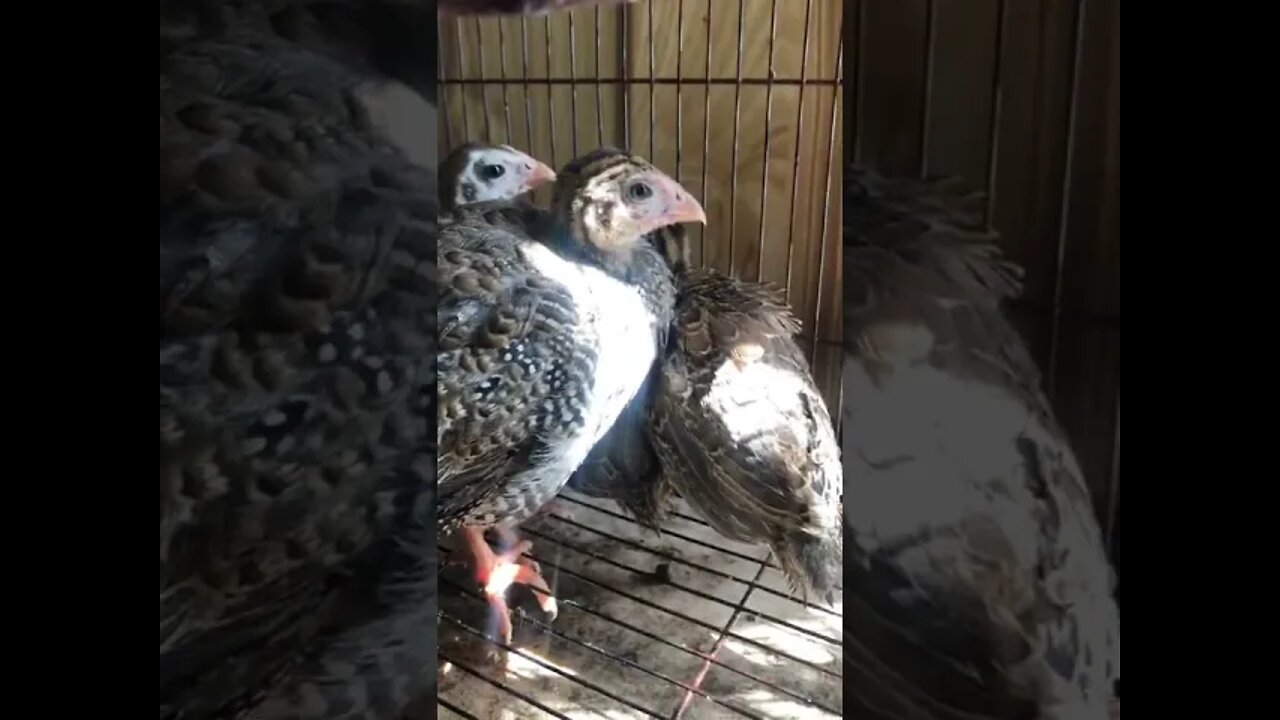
[437,146,704,643]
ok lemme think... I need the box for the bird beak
[516,152,557,192]
[652,174,708,226]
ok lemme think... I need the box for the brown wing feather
[651,270,842,600]
[436,203,599,528]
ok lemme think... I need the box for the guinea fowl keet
[437,147,703,643]
[843,165,1120,720]
[642,225,844,603]
[437,143,676,531]
[439,142,557,214]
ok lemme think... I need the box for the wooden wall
[847,0,1121,564]
[438,0,844,415]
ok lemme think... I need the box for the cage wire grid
[437,1,844,718]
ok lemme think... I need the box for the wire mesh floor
[438,489,843,719]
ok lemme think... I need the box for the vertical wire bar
[474,19,492,143]
[568,11,580,157]
[595,8,605,146]
[545,16,559,166]
[521,17,534,154]
[727,0,746,275]
[497,18,513,144]
[983,0,1008,227]
[784,0,816,293]
[675,0,685,185]
[853,0,866,163]
[455,17,470,141]
[648,0,655,162]
[840,0,859,434]
[810,34,843,358]
[1046,0,1088,401]
[755,0,781,283]
[919,0,937,176]
[621,8,630,148]
[700,0,713,269]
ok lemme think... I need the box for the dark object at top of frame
[438,0,642,17]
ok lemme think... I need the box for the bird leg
[490,525,558,618]
[458,526,558,644]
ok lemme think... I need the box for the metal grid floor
[438,489,844,719]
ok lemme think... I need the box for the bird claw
[481,552,558,643]
[511,558,558,621]
[460,527,559,644]
[484,544,557,619]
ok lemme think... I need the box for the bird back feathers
[651,267,842,602]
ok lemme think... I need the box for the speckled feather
[640,225,842,601]
[843,165,1120,720]
[437,153,677,534]
[160,2,437,718]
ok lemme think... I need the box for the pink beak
[511,150,556,192]
[650,173,708,226]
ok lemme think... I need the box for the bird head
[440,142,557,210]
[554,147,706,256]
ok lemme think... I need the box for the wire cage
[437,1,844,718]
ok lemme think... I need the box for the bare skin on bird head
[444,143,556,208]
[568,157,707,254]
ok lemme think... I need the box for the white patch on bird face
[456,146,539,207]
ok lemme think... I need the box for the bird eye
[481,164,506,180]
[628,182,653,201]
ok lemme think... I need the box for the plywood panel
[925,0,1001,183]
[991,0,1082,306]
[855,0,929,176]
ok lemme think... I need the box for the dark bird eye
[628,182,652,201]
[481,164,506,180]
